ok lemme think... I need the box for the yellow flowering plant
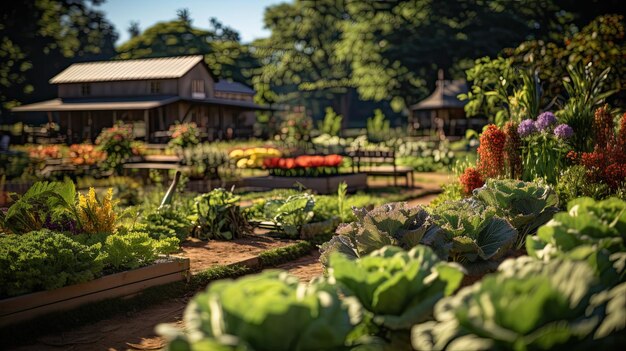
[78,188,117,234]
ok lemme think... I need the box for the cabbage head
[319,202,440,268]
[159,270,362,351]
[329,245,464,331]
[473,179,559,247]
[427,199,517,262]
[412,257,620,351]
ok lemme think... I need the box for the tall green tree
[0,0,117,117]
[337,0,567,111]
[252,0,355,124]
[117,10,256,85]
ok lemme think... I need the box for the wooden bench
[349,149,414,188]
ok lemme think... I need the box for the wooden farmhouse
[12,55,272,143]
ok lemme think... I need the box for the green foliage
[429,183,463,210]
[95,123,135,174]
[0,152,29,180]
[527,197,626,262]
[0,230,102,298]
[144,205,192,242]
[101,231,178,271]
[330,246,464,331]
[192,188,251,240]
[556,165,613,204]
[1,179,79,234]
[0,1,117,113]
[366,109,390,143]
[179,143,230,180]
[412,257,622,350]
[558,63,617,152]
[473,179,560,248]
[319,202,438,267]
[427,200,517,262]
[337,182,348,223]
[159,270,362,351]
[263,193,315,238]
[509,14,625,110]
[317,107,343,136]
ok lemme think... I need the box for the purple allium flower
[518,119,537,137]
[554,124,574,139]
[535,112,557,131]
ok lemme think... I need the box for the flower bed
[263,154,343,177]
[243,172,367,194]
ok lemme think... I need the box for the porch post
[144,109,149,141]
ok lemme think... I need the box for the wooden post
[144,109,149,141]
[113,111,117,124]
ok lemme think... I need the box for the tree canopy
[0,0,117,116]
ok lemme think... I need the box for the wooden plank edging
[0,257,190,327]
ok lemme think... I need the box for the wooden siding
[178,63,215,99]
[214,91,254,101]
[58,79,178,98]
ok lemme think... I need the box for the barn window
[150,81,161,94]
[81,83,91,96]
[192,80,205,98]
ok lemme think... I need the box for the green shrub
[158,270,362,351]
[412,257,623,350]
[330,246,464,331]
[556,165,612,204]
[0,230,103,297]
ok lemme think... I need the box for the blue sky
[100,0,287,45]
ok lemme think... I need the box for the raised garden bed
[0,257,190,327]
[243,173,367,194]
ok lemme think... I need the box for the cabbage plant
[412,257,621,351]
[319,202,439,267]
[427,200,517,262]
[472,179,559,248]
[159,270,362,351]
[527,197,626,258]
[329,246,464,331]
[263,193,315,237]
[527,197,626,285]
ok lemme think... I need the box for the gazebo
[410,70,484,137]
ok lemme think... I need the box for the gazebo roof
[411,79,468,110]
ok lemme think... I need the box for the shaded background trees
[0,0,623,127]
[0,0,117,120]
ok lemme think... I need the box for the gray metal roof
[11,96,181,112]
[215,81,255,94]
[49,56,205,84]
[411,79,468,110]
[12,95,277,112]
